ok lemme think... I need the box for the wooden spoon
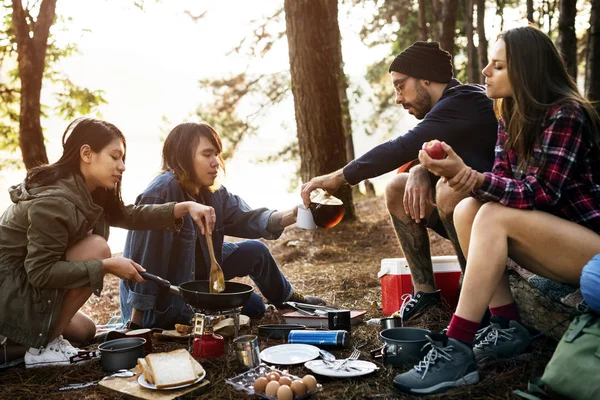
[205,220,225,293]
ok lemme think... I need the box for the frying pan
[140,272,254,311]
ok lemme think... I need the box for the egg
[265,380,281,397]
[277,385,294,400]
[290,380,307,397]
[267,371,281,382]
[278,376,292,387]
[302,374,318,391]
[253,377,268,393]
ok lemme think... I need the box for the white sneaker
[25,336,82,368]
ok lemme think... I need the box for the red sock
[446,314,480,345]
[489,302,520,322]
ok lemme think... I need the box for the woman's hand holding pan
[103,256,146,282]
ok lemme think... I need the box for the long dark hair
[26,118,128,220]
[161,122,224,196]
[497,26,600,170]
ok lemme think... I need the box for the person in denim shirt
[120,122,323,329]
[0,118,220,368]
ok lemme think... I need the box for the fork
[332,348,361,370]
[320,349,364,372]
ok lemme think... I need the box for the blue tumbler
[287,330,349,348]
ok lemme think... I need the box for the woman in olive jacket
[0,118,216,368]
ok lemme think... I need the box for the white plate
[304,360,378,378]
[259,344,320,365]
[138,370,206,390]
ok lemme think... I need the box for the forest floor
[0,195,557,399]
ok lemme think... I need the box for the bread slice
[175,324,192,335]
[188,353,204,377]
[137,358,154,384]
[145,349,197,389]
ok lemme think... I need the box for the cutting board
[98,373,209,400]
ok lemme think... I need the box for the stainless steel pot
[380,317,403,330]
[371,327,431,366]
[98,337,146,372]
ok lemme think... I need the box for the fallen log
[509,271,580,342]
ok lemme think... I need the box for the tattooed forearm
[391,214,435,288]
[439,211,467,272]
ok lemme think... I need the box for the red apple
[422,140,446,160]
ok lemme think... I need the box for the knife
[283,302,318,316]
[287,302,340,314]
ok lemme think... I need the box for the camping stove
[190,307,242,360]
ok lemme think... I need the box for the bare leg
[435,180,469,272]
[454,198,514,308]
[386,173,436,292]
[1,338,26,365]
[454,201,600,323]
[50,234,111,345]
[53,287,95,345]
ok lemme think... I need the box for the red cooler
[378,256,462,315]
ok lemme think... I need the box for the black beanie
[388,41,453,83]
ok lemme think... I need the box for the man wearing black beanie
[301,41,498,322]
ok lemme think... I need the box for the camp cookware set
[371,327,431,366]
[139,272,254,311]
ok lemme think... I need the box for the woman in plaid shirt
[394,26,600,395]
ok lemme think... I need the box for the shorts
[426,172,448,239]
[426,208,449,239]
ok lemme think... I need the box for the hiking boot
[286,290,325,306]
[24,335,84,368]
[393,290,441,321]
[473,317,531,362]
[393,333,479,395]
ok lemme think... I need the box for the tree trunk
[338,66,354,163]
[539,0,559,35]
[557,0,578,79]
[465,0,478,83]
[496,0,505,32]
[284,0,355,220]
[439,0,459,57]
[430,0,444,42]
[12,0,56,170]
[586,0,600,113]
[418,0,428,41]
[476,0,488,84]
[527,0,535,23]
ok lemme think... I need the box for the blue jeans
[120,240,293,328]
[581,254,600,313]
[219,240,293,318]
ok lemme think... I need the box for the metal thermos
[287,330,349,348]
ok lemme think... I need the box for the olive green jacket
[0,173,180,348]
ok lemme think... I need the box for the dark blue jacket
[343,79,498,184]
[119,171,282,328]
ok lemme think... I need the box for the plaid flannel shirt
[472,102,600,233]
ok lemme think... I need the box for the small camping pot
[371,327,431,366]
[379,317,403,330]
[98,337,146,372]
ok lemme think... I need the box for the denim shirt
[119,171,283,328]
